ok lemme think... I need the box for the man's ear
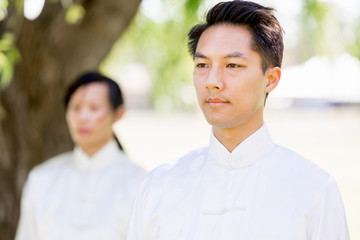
[265,67,281,93]
[114,106,126,122]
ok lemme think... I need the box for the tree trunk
[0,0,141,238]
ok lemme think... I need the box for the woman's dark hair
[64,71,125,151]
[188,0,284,72]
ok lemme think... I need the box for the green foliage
[102,0,205,112]
[65,4,85,25]
[0,0,8,21]
[0,32,19,89]
[300,0,337,60]
[299,0,360,61]
[346,18,360,60]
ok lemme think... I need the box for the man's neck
[212,120,264,153]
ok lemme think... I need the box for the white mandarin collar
[73,139,122,172]
[208,124,275,170]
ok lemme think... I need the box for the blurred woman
[16,72,147,240]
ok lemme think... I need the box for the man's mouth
[206,97,230,107]
[206,97,229,103]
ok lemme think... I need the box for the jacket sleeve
[307,176,350,240]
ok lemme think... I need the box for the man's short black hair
[188,0,284,72]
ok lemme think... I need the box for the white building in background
[269,53,360,108]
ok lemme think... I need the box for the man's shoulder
[271,144,335,189]
[144,147,207,185]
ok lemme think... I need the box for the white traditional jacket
[127,125,349,240]
[16,139,147,240]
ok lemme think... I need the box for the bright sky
[24,0,45,20]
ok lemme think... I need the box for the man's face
[193,24,277,131]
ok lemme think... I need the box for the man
[127,1,349,239]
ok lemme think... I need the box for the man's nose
[205,67,224,90]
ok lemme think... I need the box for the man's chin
[205,117,232,129]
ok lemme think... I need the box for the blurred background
[1,0,359,239]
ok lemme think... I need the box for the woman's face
[66,82,119,155]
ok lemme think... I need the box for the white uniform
[128,125,349,240]
[16,140,147,240]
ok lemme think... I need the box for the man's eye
[227,63,240,68]
[196,63,208,68]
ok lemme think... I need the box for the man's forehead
[196,25,253,54]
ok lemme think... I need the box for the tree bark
[0,0,141,238]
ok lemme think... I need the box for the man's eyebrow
[224,52,247,59]
[194,52,208,59]
[194,51,247,59]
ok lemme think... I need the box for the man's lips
[206,97,229,104]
